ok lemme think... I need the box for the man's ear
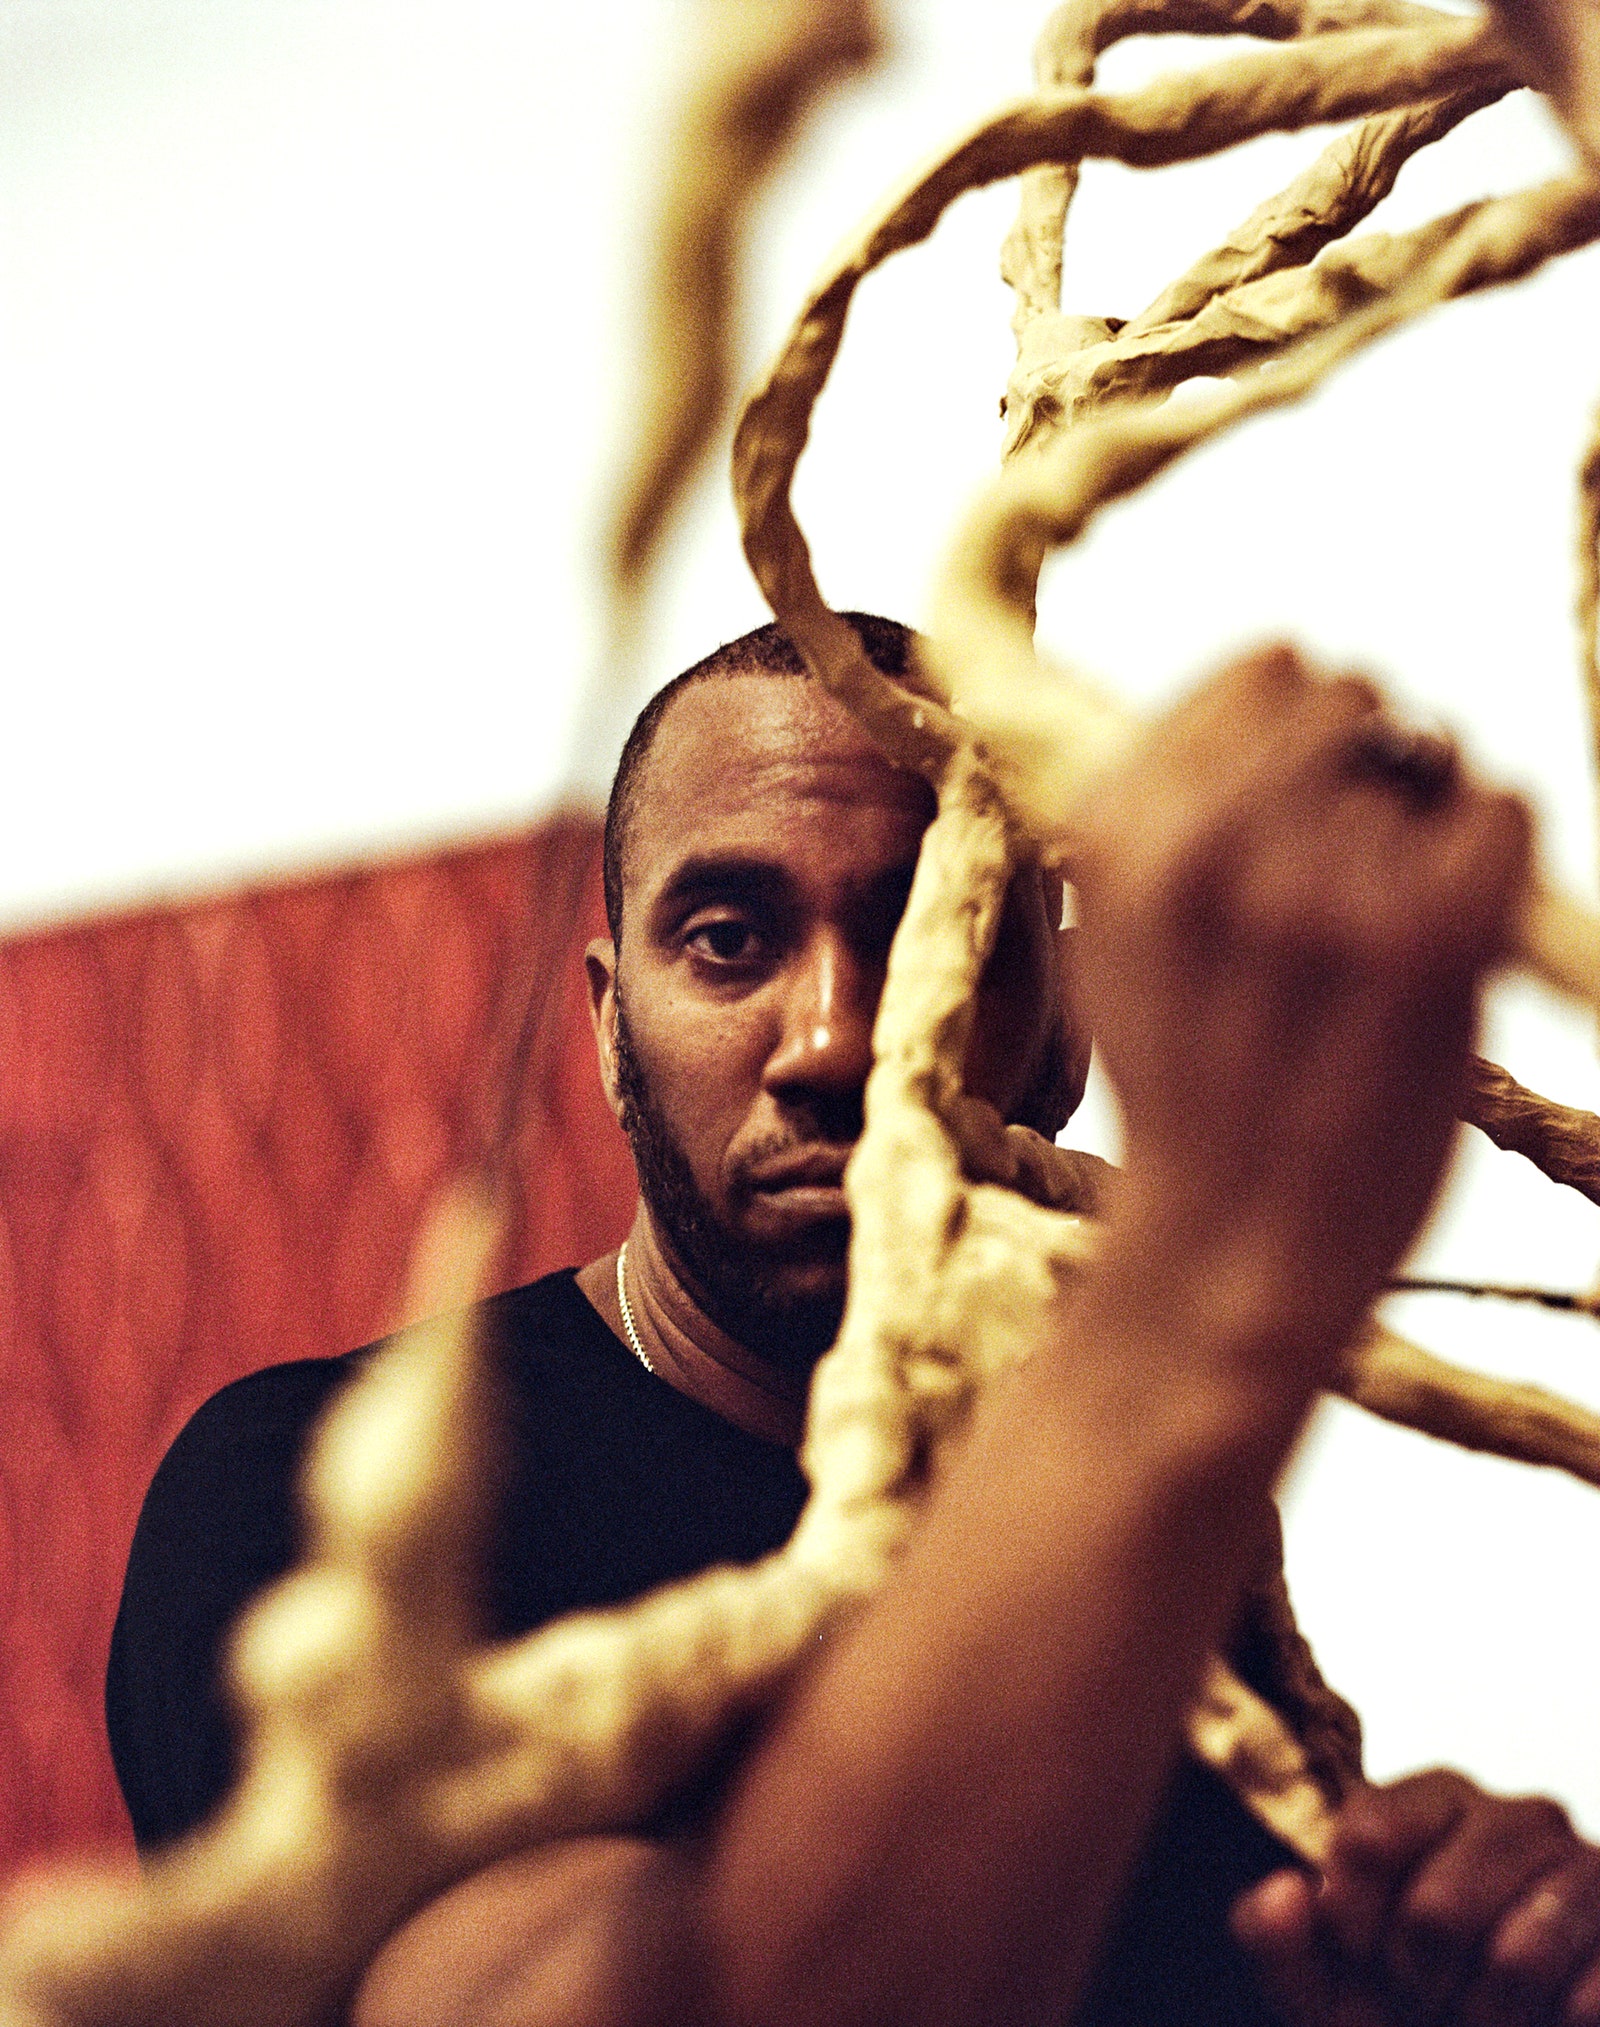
[585,937,625,1126]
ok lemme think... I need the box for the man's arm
[354,1246,1338,2027]
[355,646,1535,2027]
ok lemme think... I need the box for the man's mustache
[729,1135,855,1199]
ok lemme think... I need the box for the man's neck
[575,1209,811,1447]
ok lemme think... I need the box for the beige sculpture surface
[605,0,881,618]
[3,2,1600,2020]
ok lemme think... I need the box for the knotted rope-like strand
[1580,398,1600,781]
[1466,1056,1600,1210]
[605,0,880,614]
[734,9,1523,787]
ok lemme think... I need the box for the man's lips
[744,1149,851,1192]
[739,1149,853,1233]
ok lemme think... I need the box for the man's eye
[687,919,763,964]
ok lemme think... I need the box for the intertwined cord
[3,7,1600,2022]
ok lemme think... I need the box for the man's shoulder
[169,1346,361,1454]
[108,1266,605,1848]
[176,1266,595,1446]
[136,1268,601,1568]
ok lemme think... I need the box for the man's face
[588,674,1082,1372]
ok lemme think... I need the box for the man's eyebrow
[649,856,793,921]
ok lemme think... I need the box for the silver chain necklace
[615,1241,658,1375]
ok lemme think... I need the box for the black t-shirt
[107,1268,1291,2023]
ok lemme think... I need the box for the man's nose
[761,933,878,1103]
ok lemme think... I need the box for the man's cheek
[656,1085,740,1203]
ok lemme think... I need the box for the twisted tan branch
[1581,397,1600,778]
[1344,1325,1600,1484]
[1466,1055,1600,1209]
[605,0,880,611]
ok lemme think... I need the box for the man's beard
[613,997,850,1375]
[610,990,1078,1378]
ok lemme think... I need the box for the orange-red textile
[0,817,635,1874]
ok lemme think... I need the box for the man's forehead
[626,675,935,869]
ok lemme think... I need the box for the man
[112,615,1600,2025]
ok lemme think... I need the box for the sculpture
[1,3,1598,2018]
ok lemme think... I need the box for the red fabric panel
[0,818,635,1874]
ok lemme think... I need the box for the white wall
[5,1,1600,1827]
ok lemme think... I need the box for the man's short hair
[601,613,916,943]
